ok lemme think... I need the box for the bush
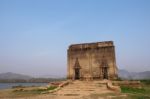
[140,80,150,85]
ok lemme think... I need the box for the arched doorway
[101,61,109,79]
[75,68,80,79]
[74,58,81,80]
[102,67,108,79]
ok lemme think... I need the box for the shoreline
[0,82,48,90]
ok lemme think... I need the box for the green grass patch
[114,79,150,96]
[120,85,150,98]
[127,94,150,99]
[121,86,145,94]
[12,86,57,97]
[47,86,57,90]
[35,86,57,92]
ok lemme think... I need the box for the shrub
[140,80,150,85]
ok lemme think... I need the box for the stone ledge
[112,81,141,88]
[48,81,70,93]
[106,81,121,92]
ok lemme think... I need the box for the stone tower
[67,41,118,80]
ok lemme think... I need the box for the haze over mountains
[0,69,150,80]
[0,72,65,83]
[0,72,32,80]
[118,69,150,80]
[0,72,65,80]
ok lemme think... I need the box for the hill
[118,69,150,80]
[0,72,32,80]
[0,72,65,83]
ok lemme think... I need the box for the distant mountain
[0,72,32,80]
[118,69,132,79]
[118,69,150,80]
[0,72,66,83]
[38,74,66,79]
[1,70,149,81]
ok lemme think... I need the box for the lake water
[0,83,48,89]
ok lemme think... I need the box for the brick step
[62,87,107,89]
[55,81,111,97]
[59,85,107,88]
[70,83,106,85]
[70,87,106,89]
[68,84,106,86]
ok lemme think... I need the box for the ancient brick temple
[67,41,118,80]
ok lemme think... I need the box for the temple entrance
[101,60,108,79]
[102,67,108,79]
[74,58,81,80]
[75,68,80,79]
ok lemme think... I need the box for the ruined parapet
[69,41,114,51]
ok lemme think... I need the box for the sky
[0,0,150,77]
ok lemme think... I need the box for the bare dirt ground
[1,80,127,99]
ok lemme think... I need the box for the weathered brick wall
[67,41,118,80]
